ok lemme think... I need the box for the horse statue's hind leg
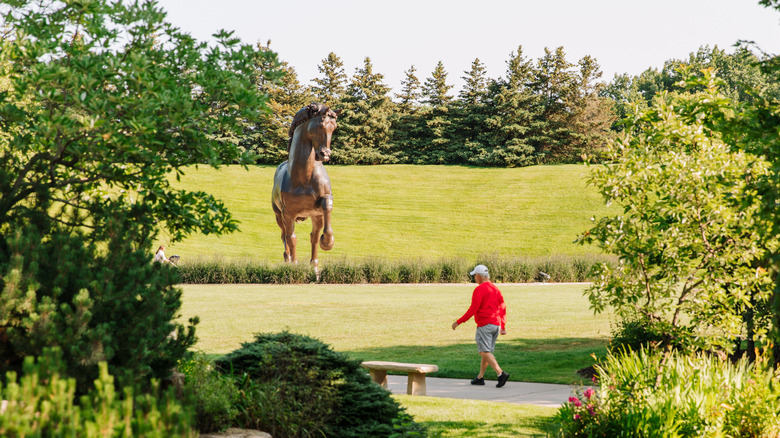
[271,204,295,262]
[310,215,324,280]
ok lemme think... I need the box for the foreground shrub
[0,348,195,437]
[180,354,240,433]
[216,331,426,438]
[554,348,780,437]
[0,225,198,395]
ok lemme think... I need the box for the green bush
[553,349,780,437]
[180,354,240,433]
[0,348,195,437]
[0,225,198,394]
[608,317,669,354]
[216,331,426,438]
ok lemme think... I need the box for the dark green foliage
[312,52,348,106]
[0,348,195,437]
[177,255,614,284]
[248,42,313,165]
[0,222,198,394]
[609,317,670,354]
[336,57,396,164]
[216,331,426,438]
[0,0,277,395]
[180,354,240,433]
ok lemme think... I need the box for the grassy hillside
[164,164,616,262]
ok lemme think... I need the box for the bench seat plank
[361,361,438,396]
[361,361,439,374]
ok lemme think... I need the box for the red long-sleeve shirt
[456,281,506,329]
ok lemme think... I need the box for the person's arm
[453,287,483,329]
[498,292,507,334]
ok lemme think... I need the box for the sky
[157,0,780,95]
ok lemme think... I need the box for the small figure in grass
[452,264,510,388]
[153,245,177,266]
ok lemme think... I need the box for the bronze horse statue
[272,103,340,275]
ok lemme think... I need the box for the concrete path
[386,375,579,408]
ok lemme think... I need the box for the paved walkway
[386,375,579,408]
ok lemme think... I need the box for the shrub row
[177,254,615,284]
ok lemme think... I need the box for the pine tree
[563,55,616,162]
[336,57,395,164]
[531,47,579,162]
[459,58,489,105]
[311,52,347,106]
[390,65,423,162]
[451,58,491,164]
[421,61,453,107]
[247,42,314,164]
[472,46,540,166]
[395,65,422,113]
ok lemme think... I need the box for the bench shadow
[346,337,607,385]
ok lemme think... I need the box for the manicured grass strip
[394,395,557,438]
[164,164,617,261]
[179,283,611,385]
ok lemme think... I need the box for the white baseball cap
[469,264,489,276]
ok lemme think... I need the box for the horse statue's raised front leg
[319,194,334,251]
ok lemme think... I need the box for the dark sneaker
[470,376,485,385]
[496,371,510,388]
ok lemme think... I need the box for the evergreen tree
[532,46,578,162]
[472,46,540,166]
[563,56,616,162]
[248,43,314,164]
[312,52,347,106]
[390,65,423,162]
[395,65,422,112]
[421,61,454,107]
[459,58,489,105]
[407,61,454,163]
[450,58,491,164]
[336,57,395,164]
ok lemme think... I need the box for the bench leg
[369,369,388,388]
[407,372,427,396]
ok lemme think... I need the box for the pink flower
[584,388,595,399]
[574,414,581,421]
[573,399,582,407]
[568,396,579,403]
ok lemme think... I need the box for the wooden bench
[361,361,438,396]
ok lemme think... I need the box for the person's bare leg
[478,352,502,378]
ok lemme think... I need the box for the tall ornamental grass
[177,254,613,284]
[554,349,780,437]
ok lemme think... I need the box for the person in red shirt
[452,264,510,387]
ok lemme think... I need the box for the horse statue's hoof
[320,234,334,251]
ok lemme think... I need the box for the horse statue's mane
[287,103,339,151]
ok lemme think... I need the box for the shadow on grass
[347,337,607,385]
[423,419,554,438]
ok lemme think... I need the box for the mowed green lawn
[165,164,616,261]
[180,282,610,385]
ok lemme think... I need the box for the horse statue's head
[288,103,341,162]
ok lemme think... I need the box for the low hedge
[177,254,615,284]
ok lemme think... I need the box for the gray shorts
[475,324,500,353]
